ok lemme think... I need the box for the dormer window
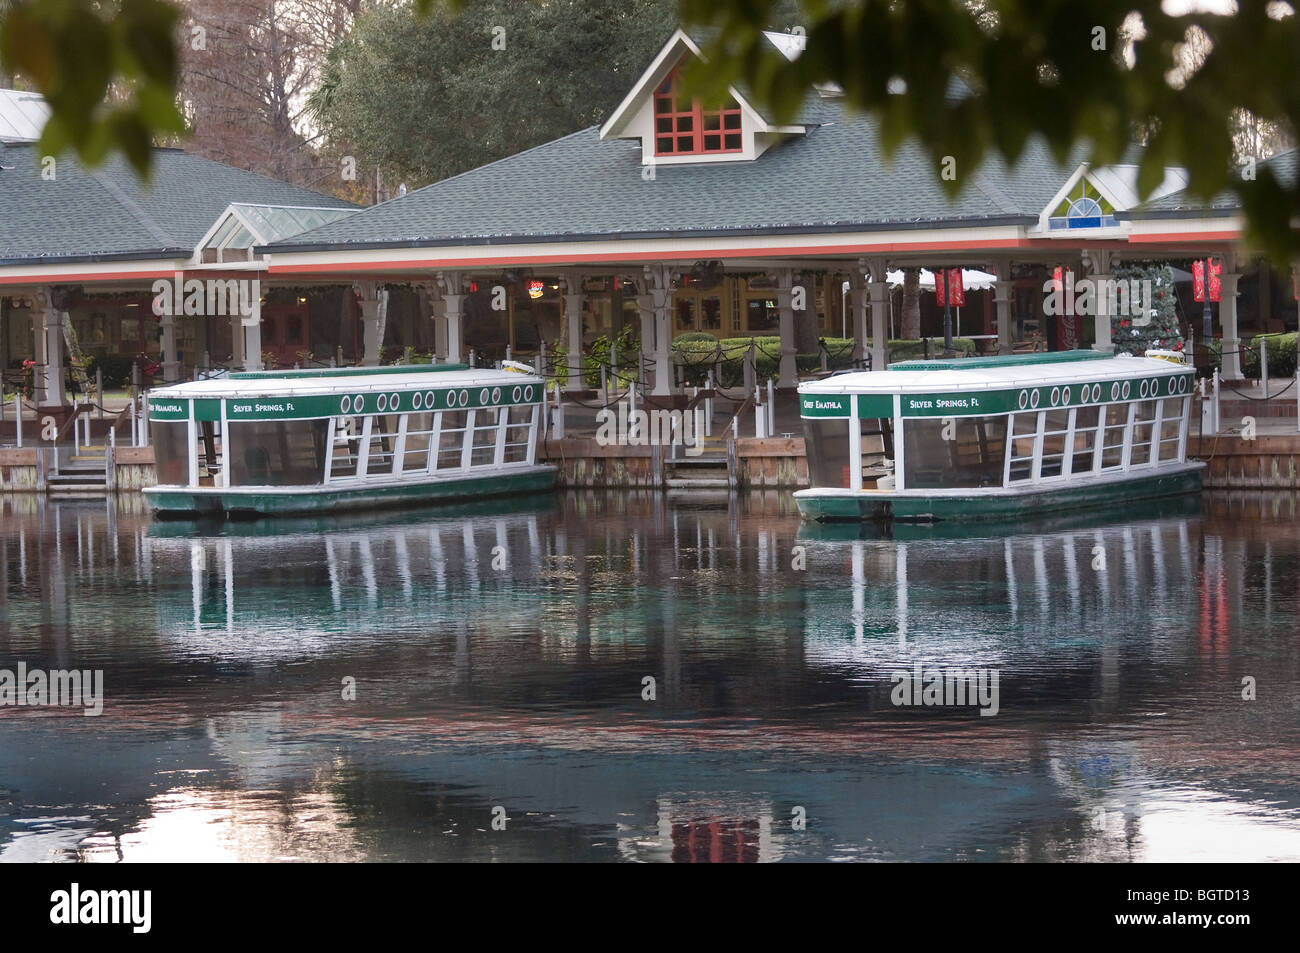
[653,68,742,156]
[1049,179,1117,230]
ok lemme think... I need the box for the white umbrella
[885,268,998,291]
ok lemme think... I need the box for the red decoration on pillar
[1193,259,1223,303]
[947,268,965,307]
[935,268,965,307]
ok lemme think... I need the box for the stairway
[48,445,109,496]
[665,434,731,492]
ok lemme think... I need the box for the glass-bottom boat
[795,350,1203,523]
[142,364,557,517]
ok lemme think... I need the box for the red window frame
[653,67,743,157]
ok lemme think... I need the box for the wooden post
[105,440,116,494]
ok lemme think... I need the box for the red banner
[935,268,965,307]
[1193,259,1222,303]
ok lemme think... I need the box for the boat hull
[794,464,1204,523]
[144,466,558,518]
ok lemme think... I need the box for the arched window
[654,67,743,156]
[1049,180,1117,230]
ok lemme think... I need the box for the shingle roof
[1122,148,1297,218]
[0,144,358,265]
[267,98,1078,253]
[0,89,49,143]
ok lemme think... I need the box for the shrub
[1208,333,1298,379]
[84,355,134,389]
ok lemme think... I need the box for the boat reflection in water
[1,490,1299,861]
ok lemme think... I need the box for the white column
[562,276,585,392]
[775,269,798,387]
[1088,249,1114,354]
[993,257,1014,355]
[160,311,180,382]
[642,264,673,395]
[354,280,384,366]
[865,258,889,372]
[1220,263,1243,380]
[849,266,868,362]
[436,272,466,364]
[419,281,444,362]
[241,296,262,371]
[37,288,65,406]
[229,310,244,368]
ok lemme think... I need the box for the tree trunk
[901,268,922,340]
[794,275,820,354]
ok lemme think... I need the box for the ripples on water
[1,490,1298,862]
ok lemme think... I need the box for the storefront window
[904,416,1008,489]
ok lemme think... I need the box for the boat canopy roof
[800,351,1190,397]
[148,363,543,400]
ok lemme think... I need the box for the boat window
[469,408,501,467]
[402,412,435,473]
[435,411,469,471]
[1130,400,1157,468]
[1099,403,1129,470]
[1071,405,1101,476]
[904,415,1008,490]
[1007,413,1038,484]
[503,406,533,463]
[152,421,190,486]
[227,419,328,486]
[1039,408,1071,479]
[803,418,851,488]
[1158,398,1186,462]
[329,416,364,480]
[364,414,400,477]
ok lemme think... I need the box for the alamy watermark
[594,400,703,456]
[151,271,260,319]
[0,663,104,716]
[1043,273,1153,324]
[890,662,1000,716]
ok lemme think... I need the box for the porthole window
[354,394,365,413]
[1110,382,1120,401]
[491,387,501,404]
[512,385,522,403]
[412,392,423,410]
[377,393,388,412]
[1139,379,1149,398]
[459,389,470,407]
[390,392,400,410]
[425,390,436,407]
[1030,389,1041,409]
[479,388,490,405]
[1018,389,1029,410]
[1050,387,1061,406]
[525,385,535,402]
[1091,383,1102,402]
[1062,386,1072,405]
[1121,381,1131,400]
[340,395,352,414]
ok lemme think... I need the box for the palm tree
[901,268,922,340]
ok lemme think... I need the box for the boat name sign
[801,371,1192,419]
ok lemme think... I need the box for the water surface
[1,490,1298,862]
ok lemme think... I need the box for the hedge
[1209,333,1299,379]
[671,336,977,387]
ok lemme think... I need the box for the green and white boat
[795,350,1203,523]
[142,363,556,517]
